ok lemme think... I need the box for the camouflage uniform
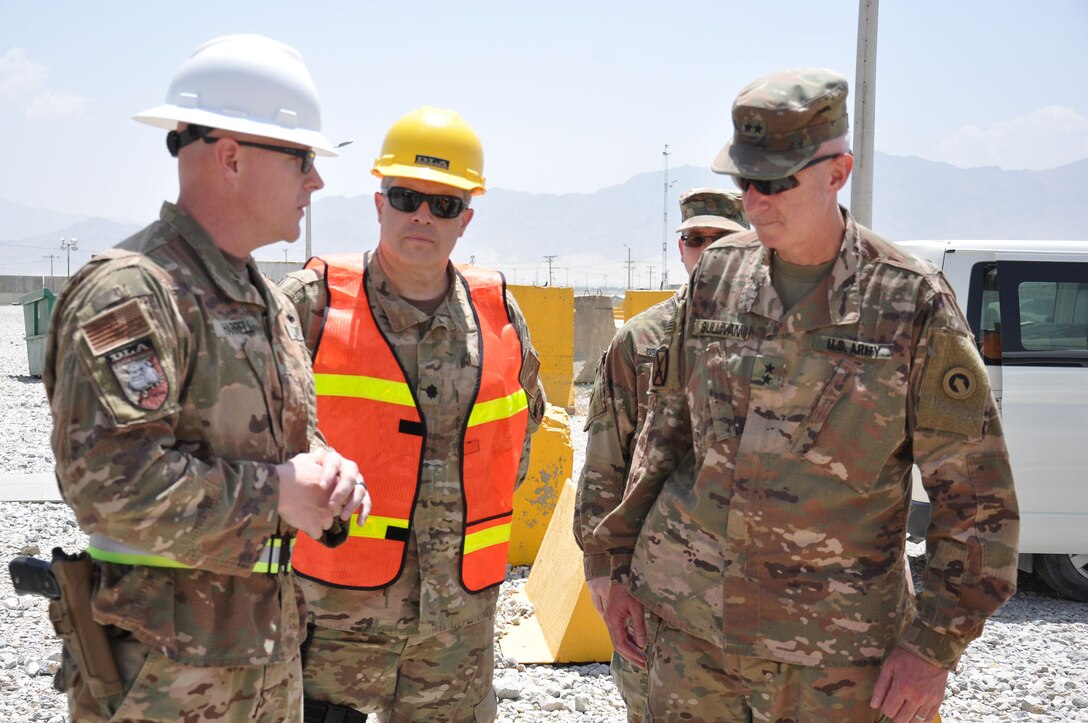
[575,291,681,723]
[591,211,1020,721]
[576,189,746,722]
[44,202,321,722]
[280,251,545,722]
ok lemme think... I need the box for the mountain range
[3,152,1085,287]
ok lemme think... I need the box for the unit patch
[694,318,751,340]
[817,335,893,360]
[107,339,169,411]
[942,366,976,400]
[652,346,669,386]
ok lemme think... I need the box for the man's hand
[276,449,369,538]
[587,576,610,619]
[870,647,949,723]
[319,449,371,525]
[603,582,646,667]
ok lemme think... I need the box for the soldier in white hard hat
[43,34,369,721]
[280,106,546,722]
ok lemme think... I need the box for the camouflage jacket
[592,210,1019,669]
[574,288,683,580]
[280,251,545,636]
[43,202,318,666]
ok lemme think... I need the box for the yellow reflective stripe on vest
[467,389,528,428]
[86,533,291,574]
[315,373,415,407]
[463,522,512,555]
[347,514,410,540]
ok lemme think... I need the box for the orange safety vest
[291,253,529,593]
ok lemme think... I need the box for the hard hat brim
[134,105,338,156]
[371,163,486,195]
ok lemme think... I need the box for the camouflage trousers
[61,628,302,722]
[302,617,497,723]
[642,613,888,722]
[610,650,646,723]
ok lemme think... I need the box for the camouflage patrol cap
[676,188,749,233]
[712,68,849,180]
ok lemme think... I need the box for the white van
[899,240,1088,601]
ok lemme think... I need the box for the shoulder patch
[106,340,169,411]
[917,330,988,439]
[79,299,171,413]
[81,298,151,356]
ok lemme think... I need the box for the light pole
[305,140,354,260]
[60,237,78,278]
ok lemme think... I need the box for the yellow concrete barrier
[509,404,572,566]
[622,289,673,321]
[500,478,613,664]
[509,285,574,410]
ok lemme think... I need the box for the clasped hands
[276,448,372,539]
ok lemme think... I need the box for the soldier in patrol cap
[280,106,546,722]
[591,68,1019,723]
[43,34,370,721]
[575,188,747,722]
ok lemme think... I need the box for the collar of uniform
[158,202,266,308]
[827,205,862,327]
[367,254,469,334]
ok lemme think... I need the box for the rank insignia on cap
[107,339,169,411]
[942,366,976,400]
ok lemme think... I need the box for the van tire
[1035,554,1088,602]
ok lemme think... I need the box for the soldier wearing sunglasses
[575,188,746,722]
[42,35,370,722]
[280,106,546,723]
[590,68,1018,723]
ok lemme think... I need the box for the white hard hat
[134,34,336,156]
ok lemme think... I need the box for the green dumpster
[18,288,56,377]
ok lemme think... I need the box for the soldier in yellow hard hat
[281,106,546,722]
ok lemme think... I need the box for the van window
[966,261,1088,366]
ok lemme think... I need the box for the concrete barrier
[509,285,574,410]
[573,295,617,384]
[622,290,674,321]
[509,404,572,566]
[500,477,613,663]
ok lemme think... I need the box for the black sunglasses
[679,231,727,248]
[166,124,316,174]
[732,153,843,196]
[384,186,467,219]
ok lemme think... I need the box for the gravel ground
[1,302,1086,722]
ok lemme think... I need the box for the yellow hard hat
[372,106,486,195]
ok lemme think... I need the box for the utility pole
[624,245,633,290]
[647,265,655,290]
[661,144,675,289]
[543,255,557,287]
[43,253,59,292]
[851,0,878,227]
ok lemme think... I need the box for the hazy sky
[2,0,1086,224]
